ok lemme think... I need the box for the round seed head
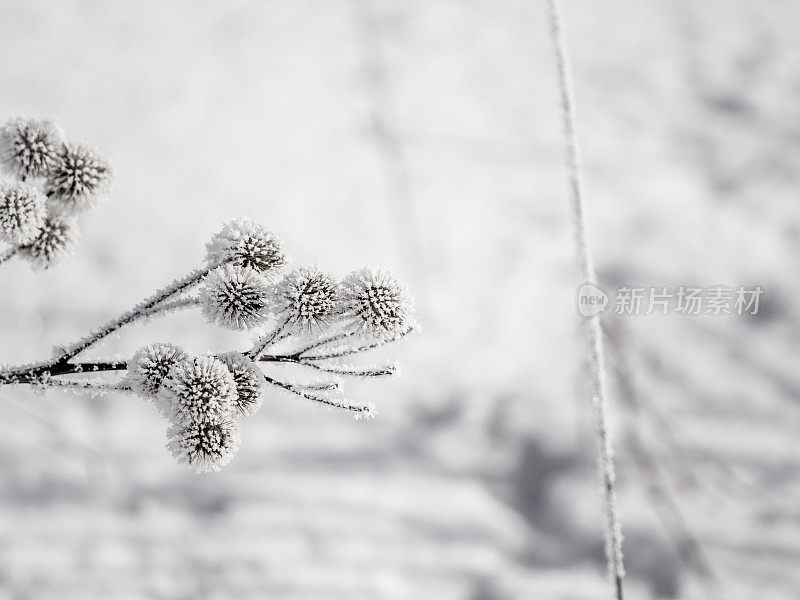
[46,143,112,214]
[19,216,80,270]
[274,264,339,331]
[0,179,46,245]
[0,116,65,179]
[340,267,414,339]
[206,218,287,276]
[159,355,236,426]
[200,264,272,331]
[129,343,188,399]
[216,352,264,418]
[167,419,241,473]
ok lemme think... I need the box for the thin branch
[293,381,341,392]
[54,264,217,362]
[263,374,372,416]
[42,378,132,393]
[298,360,397,378]
[546,0,624,597]
[302,327,413,361]
[625,430,718,593]
[1,360,128,385]
[140,295,201,319]
[258,350,395,378]
[249,318,289,360]
[294,331,358,358]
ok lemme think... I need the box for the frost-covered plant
[546,1,625,598]
[0,217,415,474]
[0,180,46,245]
[0,116,112,269]
[199,264,272,331]
[273,264,339,331]
[340,267,414,339]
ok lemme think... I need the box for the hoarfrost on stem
[0,192,413,473]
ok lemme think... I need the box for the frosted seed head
[46,143,112,214]
[206,218,287,276]
[129,343,188,399]
[200,264,272,331]
[19,216,80,270]
[340,267,414,339]
[274,264,339,331]
[0,179,46,245]
[0,116,65,179]
[216,352,264,417]
[167,419,241,473]
[158,355,236,426]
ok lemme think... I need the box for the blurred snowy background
[0,0,799,598]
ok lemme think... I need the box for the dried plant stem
[302,327,414,360]
[140,295,201,318]
[1,266,216,384]
[295,331,358,357]
[545,0,624,598]
[56,264,217,362]
[42,378,132,393]
[263,373,372,415]
[0,361,128,385]
[0,347,382,416]
[248,318,289,360]
[294,361,396,378]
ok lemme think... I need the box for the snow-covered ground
[0,0,798,598]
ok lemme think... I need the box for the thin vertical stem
[351,0,430,309]
[545,1,625,598]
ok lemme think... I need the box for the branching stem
[55,264,216,362]
[248,318,289,360]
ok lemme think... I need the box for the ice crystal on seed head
[206,218,287,276]
[0,117,64,179]
[167,419,241,473]
[200,264,272,331]
[0,179,46,244]
[46,143,112,214]
[129,343,188,399]
[158,355,236,426]
[216,352,264,417]
[340,267,414,339]
[19,216,80,270]
[274,264,339,331]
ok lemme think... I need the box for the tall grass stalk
[544,1,625,597]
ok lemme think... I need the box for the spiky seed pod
[46,143,112,214]
[128,343,188,399]
[158,355,237,426]
[0,179,46,245]
[199,264,272,331]
[167,419,241,473]
[274,264,339,331]
[205,218,287,277]
[19,216,80,270]
[0,117,65,179]
[216,352,264,417]
[340,267,414,339]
